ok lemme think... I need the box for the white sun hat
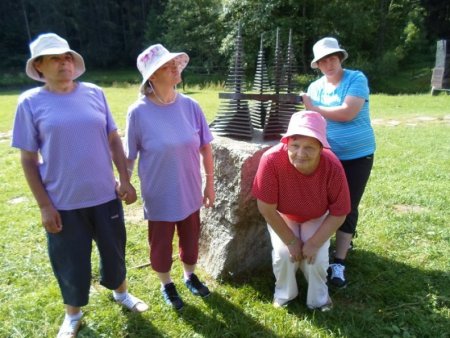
[25,33,85,82]
[310,37,348,69]
[137,44,189,94]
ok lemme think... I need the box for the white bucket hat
[26,33,85,82]
[137,44,189,94]
[310,37,348,69]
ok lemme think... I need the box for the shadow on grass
[180,90,199,95]
[179,292,278,337]
[75,302,163,337]
[122,309,164,337]
[76,325,100,337]
[221,266,275,302]
[208,248,449,337]
[282,249,448,337]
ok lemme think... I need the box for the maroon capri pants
[148,210,200,272]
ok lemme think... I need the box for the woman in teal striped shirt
[302,37,376,289]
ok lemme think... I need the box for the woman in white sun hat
[11,33,148,338]
[125,44,215,311]
[301,37,376,289]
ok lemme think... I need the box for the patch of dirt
[372,115,450,126]
[393,204,428,214]
[8,196,28,204]
[123,205,145,225]
[0,131,11,140]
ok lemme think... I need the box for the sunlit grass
[0,85,449,337]
[103,84,221,132]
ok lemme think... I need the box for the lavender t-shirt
[125,94,213,221]
[11,82,117,210]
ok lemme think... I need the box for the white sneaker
[57,314,82,338]
[272,297,296,308]
[328,263,347,288]
[308,297,333,312]
[115,293,149,313]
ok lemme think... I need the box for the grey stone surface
[199,132,278,280]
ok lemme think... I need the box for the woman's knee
[272,245,291,264]
[303,259,327,279]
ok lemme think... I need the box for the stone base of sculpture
[199,132,278,280]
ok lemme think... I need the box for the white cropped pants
[267,212,330,309]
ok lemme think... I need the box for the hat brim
[139,52,189,93]
[25,48,85,82]
[311,49,348,69]
[280,129,330,148]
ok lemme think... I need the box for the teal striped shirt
[307,69,376,160]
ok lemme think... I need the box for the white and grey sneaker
[57,314,82,338]
[308,297,333,312]
[327,263,348,288]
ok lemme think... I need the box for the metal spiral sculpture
[209,25,253,139]
[284,29,298,94]
[262,28,300,139]
[211,26,302,140]
[250,34,271,129]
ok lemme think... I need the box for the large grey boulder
[199,133,278,280]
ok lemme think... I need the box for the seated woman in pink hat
[11,33,148,338]
[301,37,376,289]
[252,111,350,310]
[124,44,215,311]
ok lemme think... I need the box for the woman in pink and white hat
[125,44,215,311]
[252,111,350,310]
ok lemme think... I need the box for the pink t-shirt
[252,143,350,223]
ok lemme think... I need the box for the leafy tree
[0,0,446,86]
[218,0,433,91]
[0,0,30,70]
[220,0,309,75]
[143,0,167,47]
[0,0,156,71]
[160,0,225,74]
[421,0,450,40]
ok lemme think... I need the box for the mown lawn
[0,86,449,337]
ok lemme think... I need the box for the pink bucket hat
[281,111,330,148]
[310,37,348,69]
[137,44,189,94]
[26,33,85,82]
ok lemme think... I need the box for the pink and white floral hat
[137,44,189,93]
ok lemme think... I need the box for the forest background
[1,1,449,336]
[1,0,449,94]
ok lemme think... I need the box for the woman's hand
[200,144,215,208]
[302,214,346,264]
[300,92,314,111]
[203,180,215,208]
[40,204,62,233]
[287,238,303,262]
[302,239,321,264]
[116,180,137,205]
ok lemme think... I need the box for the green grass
[102,85,221,133]
[0,57,437,95]
[0,86,449,337]
[370,93,450,120]
[372,63,434,94]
